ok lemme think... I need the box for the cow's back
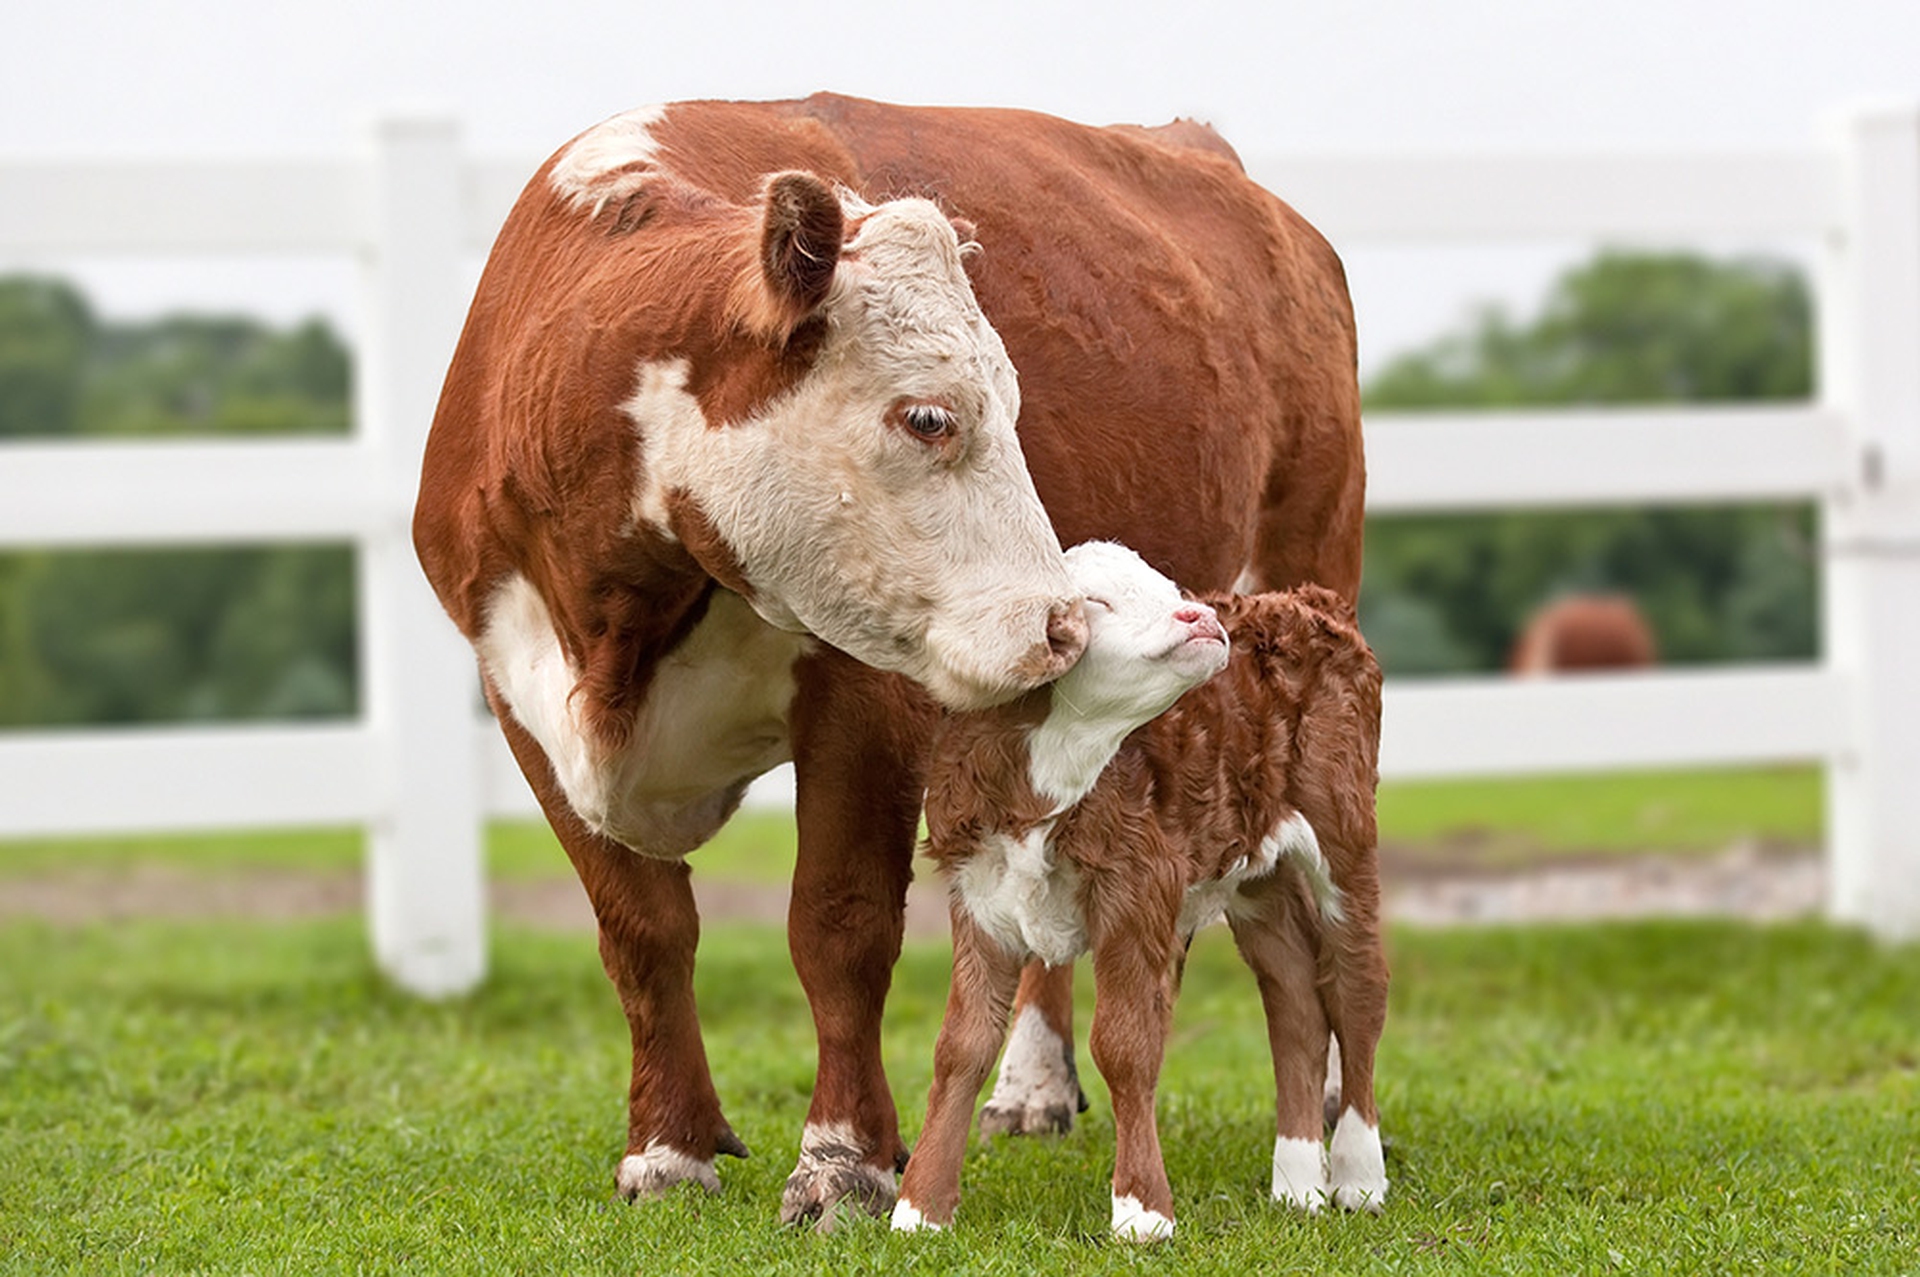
[781,94,1363,596]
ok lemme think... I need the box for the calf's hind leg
[1228,878,1332,1213]
[1321,869,1390,1212]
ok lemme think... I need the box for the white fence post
[1819,102,1920,941]
[355,115,487,995]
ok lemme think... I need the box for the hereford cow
[413,93,1364,1225]
[1509,594,1658,675]
[895,541,1387,1239]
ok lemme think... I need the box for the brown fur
[413,94,1364,1217]
[1509,594,1658,674]
[903,587,1387,1228]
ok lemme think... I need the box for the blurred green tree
[0,279,357,726]
[1360,250,1817,675]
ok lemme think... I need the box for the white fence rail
[3,107,1917,992]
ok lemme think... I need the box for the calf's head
[617,163,1085,710]
[1051,541,1229,728]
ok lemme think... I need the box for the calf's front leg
[1088,905,1181,1242]
[892,909,1025,1230]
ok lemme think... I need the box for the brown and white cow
[897,542,1388,1239]
[413,93,1364,1224]
[1509,594,1658,675]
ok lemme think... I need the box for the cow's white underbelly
[478,574,812,856]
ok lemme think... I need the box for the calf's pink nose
[1175,603,1226,643]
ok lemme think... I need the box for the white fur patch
[1238,811,1345,925]
[1270,1135,1329,1213]
[550,104,668,215]
[617,1141,720,1197]
[478,574,809,855]
[1328,1107,1388,1212]
[1111,1193,1175,1241]
[952,826,1086,967]
[890,1198,942,1231]
[981,1004,1079,1128]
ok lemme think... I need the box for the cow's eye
[891,399,956,442]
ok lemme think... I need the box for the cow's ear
[760,171,843,322]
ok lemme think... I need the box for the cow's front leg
[779,652,931,1228]
[978,959,1088,1136]
[490,704,743,1199]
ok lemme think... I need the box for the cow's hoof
[978,1096,1080,1137]
[778,1125,898,1231]
[979,1005,1088,1137]
[616,1145,721,1200]
[614,1128,747,1201]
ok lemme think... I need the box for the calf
[894,541,1388,1240]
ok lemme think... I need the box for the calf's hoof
[1111,1194,1175,1242]
[778,1124,900,1231]
[1327,1108,1389,1214]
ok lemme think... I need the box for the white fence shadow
[3,106,1916,993]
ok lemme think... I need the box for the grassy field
[3,911,1915,1273]
[0,763,1827,886]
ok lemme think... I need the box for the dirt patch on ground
[0,843,1825,933]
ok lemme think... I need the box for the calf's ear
[759,171,844,323]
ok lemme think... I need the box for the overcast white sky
[4,0,1918,371]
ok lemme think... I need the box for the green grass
[0,764,1826,888]
[1375,765,1823,863]
[3,914,1915,1273]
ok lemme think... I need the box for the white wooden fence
[2,105,1916,994]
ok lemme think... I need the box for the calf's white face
[1051,541,1228,727]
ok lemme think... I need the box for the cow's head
[621,167,1086,710]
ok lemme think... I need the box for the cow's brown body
[1509,594,1658,674]
[413,93,1363,1222]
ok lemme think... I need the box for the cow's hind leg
[779,653,930,1228]
[978,960,1087,1136]
[491,703,744,1199]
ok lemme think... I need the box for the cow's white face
[1052,541,1229,725]
[630,190,1086,710]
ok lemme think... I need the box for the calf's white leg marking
[1111,1193,1175,1242]
[889,1198,942,1232]
[1328,1107,1388,1212]
[1270,1135,1329,1213]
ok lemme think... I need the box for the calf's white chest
[952,824,1087,967]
